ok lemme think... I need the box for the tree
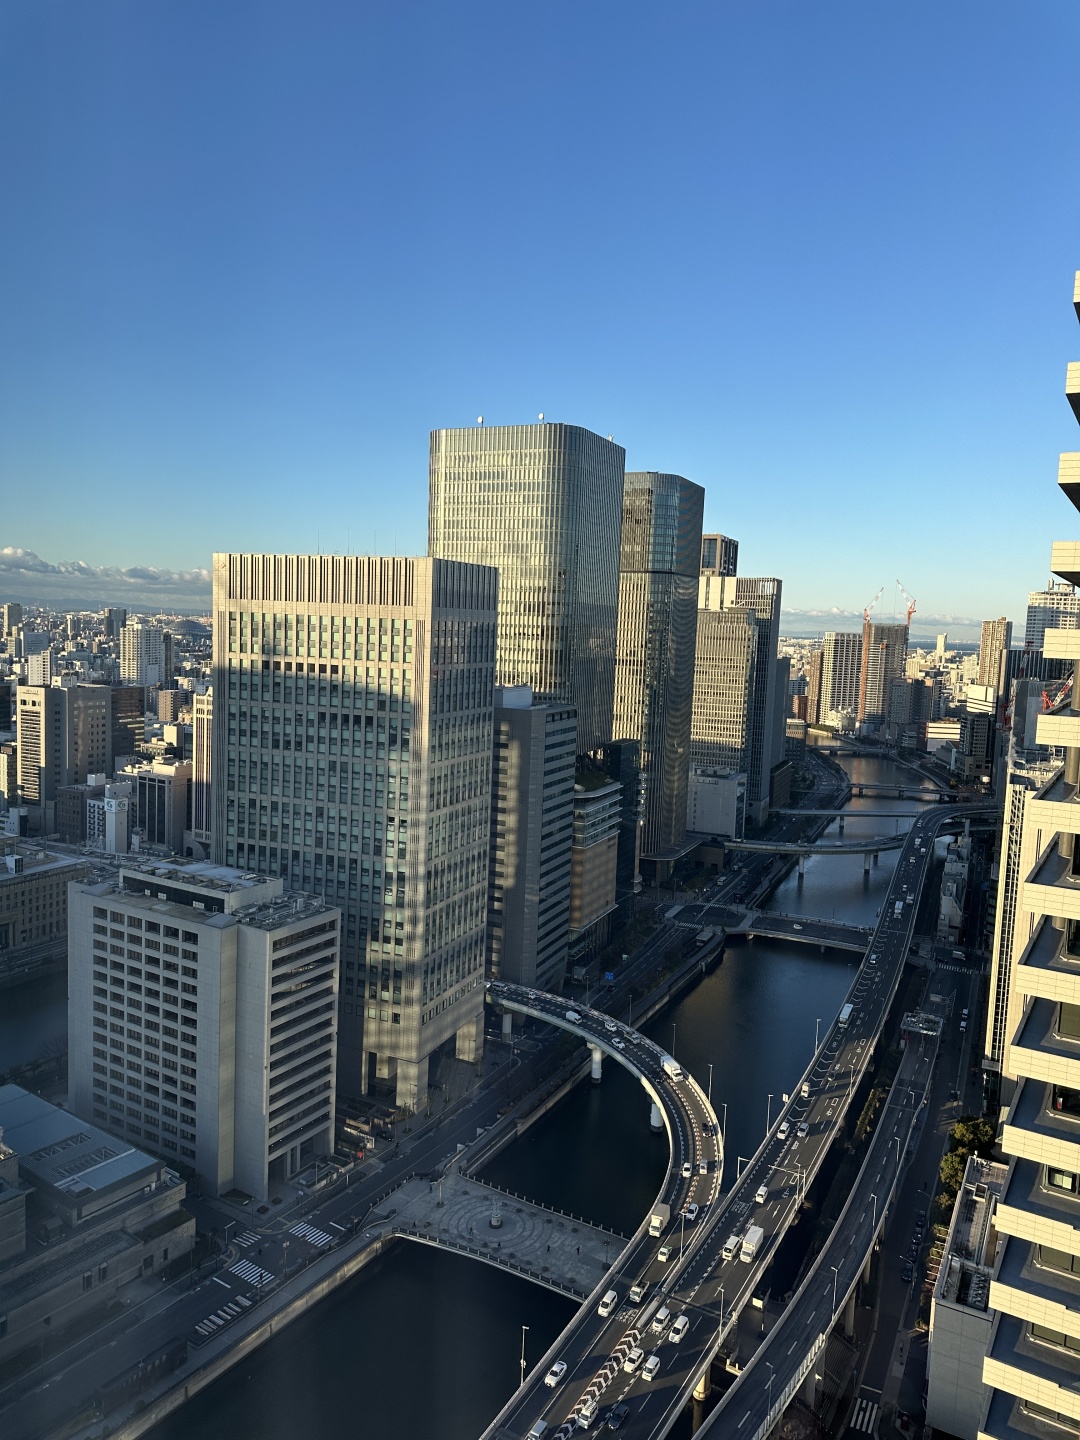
[949,1115,996,1157]
[939,1150,968,1196]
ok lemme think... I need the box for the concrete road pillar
[843,1289,856,1338]
[863,852,872,874]
[863,1249,873,1285]
[693,1365,712,1401]
[802,1369,818,1408]
[501,1010,513,1042]
[873,850,879,865]
[650,1101,664,1131]
[838,815,845,835]
[591,1045,603,1084]
[798,854,806,878]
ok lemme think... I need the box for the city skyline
[3,5,1079,624]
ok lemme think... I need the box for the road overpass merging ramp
[480,803,984,1440]
[729,909,873,954]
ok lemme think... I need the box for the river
[143,755,924,1440]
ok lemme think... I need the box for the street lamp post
[223,1221,235,1250]
[679,1209,686,1259]
[721,1102,728,1147]
[671,1024,677,1060]
[282,1239,290,1277]
[707,1062,714,1105]
[719,1283,725,1327]
[870,1192,878,1229]
[520,1325,529,1386]
[766,1361,775,1420]
[766,1092,774,1135]
[831,1264,839,1313]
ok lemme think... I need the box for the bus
[838,1003,854,1029]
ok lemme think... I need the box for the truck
[661,1055,685,1081]
[837,1003,854,1030]
[696,926,716,947]
[740,1224,764,1263]
[649,1202,671,1238]
[893,901,903,918]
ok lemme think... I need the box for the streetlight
[282,1238,290,1277]
[737,1155,750,1179]
[671,1024,677,1060]
[679,1209,686,1260]
[707,1062,714,1104]
[815,1017,822,1050]
[830,1265,839,1313]
[223,1221,235,1249]
[719,1283,725,1327]
[520,1325,529,1386]
[766,1093,774,1135]
[766,1360,775,1419]
[870,1192,878,1229]
[721,1102,728,1147]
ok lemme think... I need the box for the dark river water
[135,756,922,1440]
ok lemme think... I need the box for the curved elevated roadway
[481,803,984,1440]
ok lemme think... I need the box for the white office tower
[191,687,213,852]
[429,422,624,756]
[68,861,339,1200]
[487,686,576,991]
[210,553,497,1112]
[120,622,170,688]
[976,280,1080,1440]
[87,780,134,854]
[695,575,782,827]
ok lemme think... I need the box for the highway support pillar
[863,1250,873,1285]
[873,850,879,865]
[843,1290,856,1339]
[802,1369,818,1408]
[838,815,845,835]
[590,1045,603,1084]
[693,1364,712,1401]
[863,852,872,874]
[797,854,806,878]
[501,1011,513,1042]
[650,1101,664,1132]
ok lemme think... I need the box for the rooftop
[934,1154,1007,1311]
[0,1086,161,1198]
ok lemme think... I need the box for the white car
[623,1346,645,1374]
[797,1122,810,1138]
[755,1183,769,1204]
[605,1019,618,1032]
[642,1354,661,1382]
[681,1161,693,1179]
[658,1244,673,1262]
[613,1039,626,1050]
[669,1314,690,1343]
[544,1361,567,1388]
[683,1202,699,1223]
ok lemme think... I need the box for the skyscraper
[978,616,1013,691]
[857,620,907,733]
[210,553,497,1111]
[120,622,171,688]
[700,533,738,577]
[805,647,824,725]
[976,275,1080,1436]
[428,422,624,755]
[613,472,704,863]
[191,687,213,854]
[818,631,862,726]
[16,684,112,830]
[104,606,127,640]
[1025,582,1080,682]
[690,606,757,776]
[697,574,783,826]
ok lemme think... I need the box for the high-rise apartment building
[68,861,339,1199]
[120,622,172,689]
[975,277,1080,1440]
[486,686,576,992]
[979,617,1013,692]
[613,472,703,864]
[210,553,497,1111]
[697,575,783,826]
[428,422,624,755]
[857,620,908,733]
[805,647,824,726]
[700,533,738,577]
[818,631,862,727]
[191,687,213,853]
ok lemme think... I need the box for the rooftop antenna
[477,415,484,426]
[538,412,544,421]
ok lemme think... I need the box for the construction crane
[896,578,917,626]
[863,586,884,623]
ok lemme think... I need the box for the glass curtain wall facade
[690,607,758,776]
[210,553,497,1112]
[428,422,624,756]
[613,472,704,859]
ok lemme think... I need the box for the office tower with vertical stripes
[429,422,624,756]
[210,553,497,1112]
[614,472,704,864]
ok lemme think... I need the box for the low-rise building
[0,843,88,988]
[0,1084,193,1366]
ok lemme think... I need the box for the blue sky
[2,2,1079,634]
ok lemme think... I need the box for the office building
[697,575,783,826]
[600,738,643,898]
[568,770,621,958]
[123,758,192,854]
[87,780,134,855]
[109,684,146,762]
[157,689,184,724]
[191,687,213,853]
[16,684,112,831]
[976,276,1080,1440]
[2,602,23,639]
[686,767,746,839]
[120,622,172,689]
[486,686,576,991]
[0,843,87,986]
[805,647,824,725]
[210,553,497,1111]
[1024,581,1080,650]
[68,861,339,1200]
[613,472,703,865]
[857,620,908,733]
[104,607,128,640]
[690,605,757,783]
[429,421,624,755]
[56,777,108,845]
[979,617,1013,692]
[0,1086,192,1367]
[700,533,738,577]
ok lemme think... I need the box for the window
[1060,1004,1080,1042]
[1039,1247,1080,1276]
[1031,1322,1080,1353]
[1047,1167,1080,1194]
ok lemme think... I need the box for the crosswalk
[234,1229,260,1248]
[291,1221,334,1248]
[934,962,973,975]
[192,1292,253,1343]
[230,1258,274,1286]
[848,1397,880,1435]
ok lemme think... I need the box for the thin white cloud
[0,548,211,612]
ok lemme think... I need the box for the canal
[144,755,926,1440]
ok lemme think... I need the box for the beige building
[191,686,213,854]
[977,278,1080,1440]
[120,622,171,688]
[980,618,1014,692]
[209,553,497,1112]
[16,682,112,830]
[68,860,339,1199]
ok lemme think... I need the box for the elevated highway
[728,909,873,954]
[481,802,987,1440]
[723,833,906,856]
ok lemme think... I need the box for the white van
[777,1120,790,1140]
[722,1233,741,1261]
[527,1422,548,1440]
[755,1183,769,1204]
[577,1397,599,1428]
[651,1304,671,1333]
[598,1289,618,1317]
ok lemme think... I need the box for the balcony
[1068,362,1080,430]
[979,1385,1072,1440]
[1010,998,1080,1092]
[1059,454,1080,517]
[996,1157,1080,1256]
[1003,1078,1080,1189]
[1024,850,1080,926]
[985,1311,1080,1424]
[1038,712,1080,750]
[1014,920,1080,1006]
[1052,544,1080,590]
[992,1229,1080,1342]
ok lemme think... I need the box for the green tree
[949,1115,996,1157]
[939,1150,968,1195]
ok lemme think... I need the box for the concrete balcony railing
[1008,996,1080,1092]
[985,1311,1080,1424]
[995,1157,1080,1257]
[1050,542,1080,588]
[1036,711,1080,750]
[1059,452,1080,515]
[991,1228,1080,1344]
[1043,619,1080,660]
[1001,1077,1080,1181]
[1012,919,1080,1006]
[1022,848,1080,925]
[1068,361,1080,429]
